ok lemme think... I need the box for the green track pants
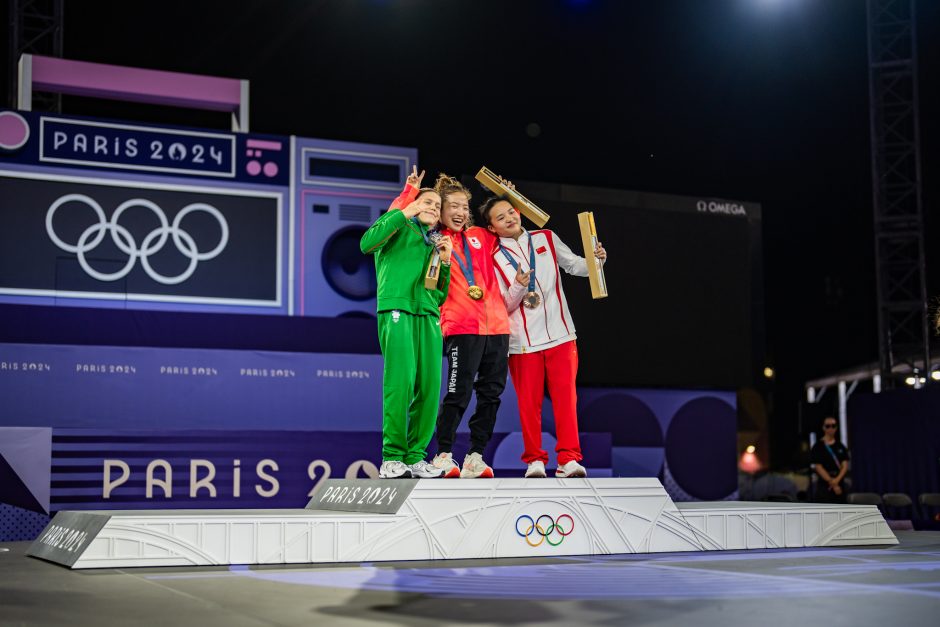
[377,310,443,464]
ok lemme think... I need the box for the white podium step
[676,501,898,550]
[27,478,897,569]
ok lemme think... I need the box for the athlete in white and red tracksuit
[482,197,607,478]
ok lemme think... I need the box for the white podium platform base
[28,479,897,569]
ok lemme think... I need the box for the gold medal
[523,291,541,309]
[467,285,484,300]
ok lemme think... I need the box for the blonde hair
[434,173,474,229]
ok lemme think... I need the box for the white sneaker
[555,460,587,478]
[431,452,461,478]
[410,460,444,479]
[379,460,413,479]
[460,452,494,478]
[524,460,547,478]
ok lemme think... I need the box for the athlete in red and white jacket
[482,197,607,479]
[429,174,511,480]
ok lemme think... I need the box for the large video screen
[522,184,761,389]
[0,172,282,306]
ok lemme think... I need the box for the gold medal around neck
[523,291,541,309]
[467,285,484,300]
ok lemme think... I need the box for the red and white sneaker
[555,460,587,478]
[431,452,461,478]
[460,452,494,478]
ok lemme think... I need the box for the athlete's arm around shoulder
[360,169,425,254]
[360,206,409,254]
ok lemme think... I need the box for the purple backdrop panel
[37,429,612,513]
[5,429,612,538]
[664,397,738,500]
[1,344,735,496]
[0,343,384,429]
[848,387,940,517]
[0,427,51,513]
[49,430,380,510]
[577,388,737,500]
[29,56,242,111]
[0,503,50,542]
[0,342,526,432]
[0,304,381,353]
[0,110,288,185]
[1,343,737,510]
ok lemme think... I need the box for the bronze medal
[467,285,484,300]
[523,291,541,309]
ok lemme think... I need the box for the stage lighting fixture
[739,447,760,473]
[763,367,774,379]
[904,376,916,386]
[931,371,940,381]
[746,445,756,454]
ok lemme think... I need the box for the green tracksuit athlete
[360,182,451,478]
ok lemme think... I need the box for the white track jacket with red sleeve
[493,229,598,355]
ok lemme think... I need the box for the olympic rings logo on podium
[515,514,574,547]
[45,193,229,285]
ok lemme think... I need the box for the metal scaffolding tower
[867,0,930,388]
[7,0,64,111]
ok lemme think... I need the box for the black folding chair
[918,493,940,521]
[882,493,914,520]
[847,492,883,506]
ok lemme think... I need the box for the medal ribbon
[411,218,435,246]
[499,233,536,294]
[453,233,477,288]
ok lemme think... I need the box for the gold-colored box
[425,251,442,289]
[475,166,550,227]
[578,211,608,300]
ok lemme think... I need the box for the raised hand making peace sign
[406,165,426,189]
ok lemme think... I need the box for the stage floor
[2,530,938,626]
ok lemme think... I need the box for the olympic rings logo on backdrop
[45,193,229,285]
[515,514,574,547]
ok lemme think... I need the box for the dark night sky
[2,0,938,467]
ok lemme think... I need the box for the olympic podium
[27,478,897,569]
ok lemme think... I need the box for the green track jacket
[360,208,451,315]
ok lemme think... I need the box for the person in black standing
[811,416,850,503]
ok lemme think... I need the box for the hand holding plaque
[425,232,452,289]
[435,233,452,264]
[475,166,550,227]
[577,211,608,299]
[425,231,448,289]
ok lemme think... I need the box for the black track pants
[436,334,510,455]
